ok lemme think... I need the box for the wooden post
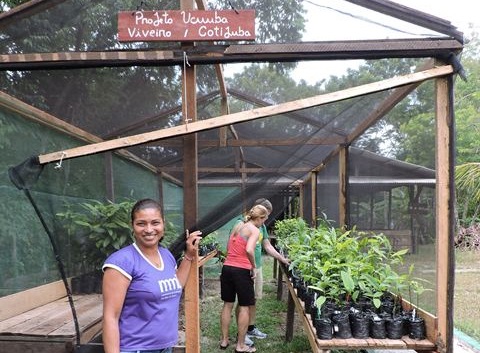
[104,152,114,201]
[311,172,317,227]
[435,73,456,353]
[298,181,304,218]
[338,145,348,228]
[285,287,295,342]
[180,1,199,353]
[184,253,200,353]
[276,262,283,301]
[157,171,164,210]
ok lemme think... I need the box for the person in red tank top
[219,204,269,353]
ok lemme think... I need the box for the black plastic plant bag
[370,316,387,339]
[304,290,313,314]
[409,316,426,340]
[350,310,370,338]
[315,317,333,340]
[386,316,405,339]
[332,311,352,339]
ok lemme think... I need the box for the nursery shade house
[0,0,462,352]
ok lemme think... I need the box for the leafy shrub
[56,199,135,270]
[274,218,413,309]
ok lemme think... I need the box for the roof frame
[37,64,454,165]
[0,38,463,71]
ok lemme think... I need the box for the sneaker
[247,327,267,339]
[237,333,255,346]
[245,334,255,346]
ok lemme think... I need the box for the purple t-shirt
[103,243,182,351]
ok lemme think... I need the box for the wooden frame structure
[0,0,462,352]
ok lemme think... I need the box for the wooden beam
[228,88,348,135]
[338,146,348,228]
[146,136,341,147]
[38,65,454,165]
[0,90,163,174]
[161,166,313,173]
[105,152,114,201]
[311,172,317,227]
[298,181,304,218]
[180,1,200,351]
[181,52,198,230]
[0,0,67,29]
[194,0,208,10]
[0,39,463,71]
[435,72,455,353]
[215,64,229,99]
[219,97,229,147]
[0,91,100,143]
[346,83,419,143]
[184,253,200,353]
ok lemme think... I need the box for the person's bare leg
[248,304,256,326]
[236,305,251,351]
[220,301,234,347]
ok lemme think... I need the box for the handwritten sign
[118,10,255,42]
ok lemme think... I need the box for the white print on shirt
[158,276,182,293]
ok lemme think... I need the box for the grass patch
[454,249,480,341]
[200,256,312,352]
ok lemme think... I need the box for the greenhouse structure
[0,0,464,352]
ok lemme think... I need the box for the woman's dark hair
[130,198,163,223]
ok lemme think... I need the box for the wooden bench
[0,280,103,353]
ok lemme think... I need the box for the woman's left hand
[185,230,202,257]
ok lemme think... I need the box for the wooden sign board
[118,10,255,42]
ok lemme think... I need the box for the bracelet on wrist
[184,255,194,261]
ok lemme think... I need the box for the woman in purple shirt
[102,199,202,353]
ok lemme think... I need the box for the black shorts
[220,265,255,306]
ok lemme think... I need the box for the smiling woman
[102,198,202,353]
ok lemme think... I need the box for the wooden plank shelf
[0,294,103,353]
[198,249,217,267]
[281,265,437,352]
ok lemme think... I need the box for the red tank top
[223,233,252,270]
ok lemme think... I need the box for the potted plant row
[274,217,428,341]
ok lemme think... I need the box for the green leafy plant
[199,232,219,256]
[408,277,433,313]
[273,217,310,255]
[274,218,415,313]
[56,199,135,270]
